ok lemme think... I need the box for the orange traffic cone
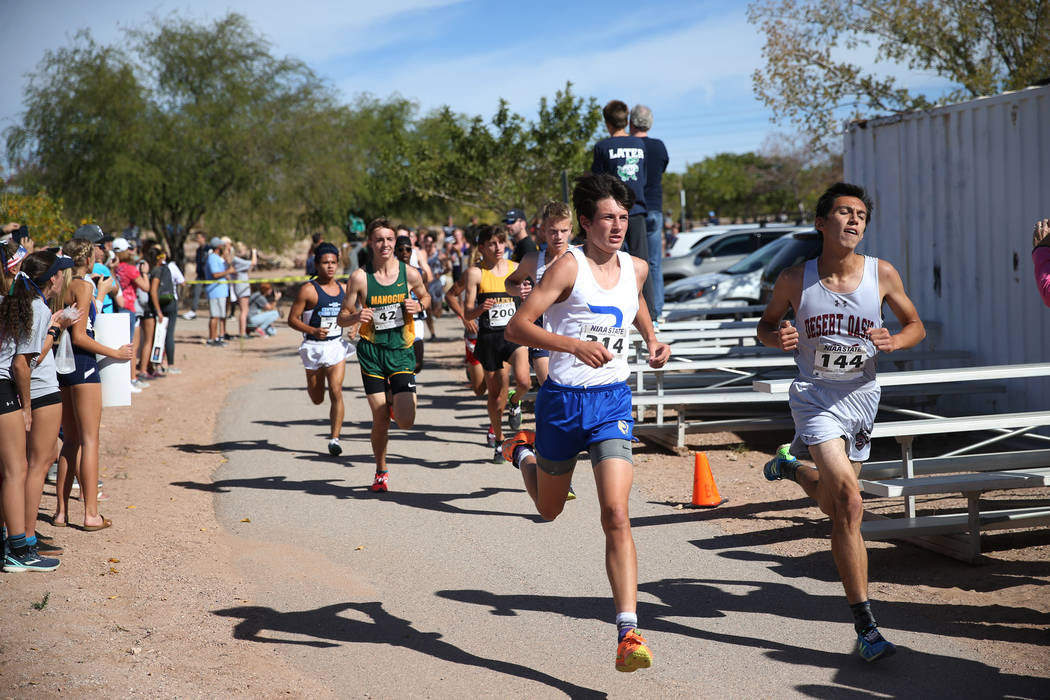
[691,452,725,507]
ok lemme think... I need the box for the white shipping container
[844,84,1050,414]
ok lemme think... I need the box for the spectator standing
[205,237,232,346]
[305,232,323,277]
[231,242,256,338]
[506,208,537,262]
[591,99,655,319]
[630,104,669,320]
[1033,218,1050,306]
[113,238,149,385]
[183,231,210,320]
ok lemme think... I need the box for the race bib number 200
[487,301,515,329]
[813,343,866,380]
[580,323,629,357]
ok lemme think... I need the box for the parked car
[664,225,741,258]
[663,233,801,306]
[758,230,823,304]
[662,225,804,282]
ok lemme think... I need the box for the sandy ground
[1,308,1048,697]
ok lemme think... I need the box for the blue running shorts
[535,379,634,463]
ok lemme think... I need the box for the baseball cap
[112,237,131,252]
[503,208,526,224]
[209,237,223,248]
[73,224,105,244]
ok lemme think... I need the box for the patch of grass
[31,591,50,611]
[731,443,749,455]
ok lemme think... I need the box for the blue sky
[0,0,953,172]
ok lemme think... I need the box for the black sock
[780,460,799,482]
[850,600,876,634]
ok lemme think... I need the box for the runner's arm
[630,257,670,368]
[462,267,490,321]
[504,253,536,298]
[404,266,431,314]
[337,269,372,327]
[871,259,925,352]
[288,283,325,338]
[756,266,802,352]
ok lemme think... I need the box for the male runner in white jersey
[504,173,670,672]
[756,182,925,662]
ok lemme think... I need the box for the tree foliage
[748,0,1050,145]
[0,190,74,245]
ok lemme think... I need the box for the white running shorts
[788,379,880,462]
[299,337,357,371]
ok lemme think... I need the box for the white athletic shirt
[794,255,881,389]
[546,247,639,387]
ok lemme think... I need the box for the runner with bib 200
[756,182,925,663]
[504,173,670,673]
[287,243,357,457]
[463,224,530,463]
[339,219,430,493]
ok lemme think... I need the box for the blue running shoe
[4,546,60,572]
[856,626,896,662]
[763,443,797,481]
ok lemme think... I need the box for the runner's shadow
[253,418,332,428]
[170,476,545,522]
[437,581,1047,697]
[211,601,605,698]
[171,439,303,456]
[631,497,816,528]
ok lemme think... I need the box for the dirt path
[2,313,1048,697]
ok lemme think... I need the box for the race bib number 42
[813,344,866,380]
[487,301,515,329]
[373,303,405,331]
[580,323,629,356]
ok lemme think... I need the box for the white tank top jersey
[794,255,882,389]
[547,247,639,387]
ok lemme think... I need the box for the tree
[748,0,1050,146]
[0,190,74,245]
[6,13,336,265]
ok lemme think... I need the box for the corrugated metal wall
[844,85,1050,414]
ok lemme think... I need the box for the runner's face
[544,217,572,254]
[370,228,396,262]
[395,243,412,263]
[317,253,338,279]
[817,196,867,250]
[479,236,505,264]
[580,197,628,254]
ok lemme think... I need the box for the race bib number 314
[580,323,628,356]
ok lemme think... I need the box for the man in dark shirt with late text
[630,104,668,320]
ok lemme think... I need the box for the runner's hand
[573,340,613,368]
[480,298,495,311]
[647,341,671,368]
[1034,219,1050,249]
[462,318,478,334]
[404,298,421,314]
[777,320,798,352]
[315,326,329,340]
[868,327,896,352]
[519,279,533,299]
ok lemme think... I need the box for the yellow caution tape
[183,275,350,285]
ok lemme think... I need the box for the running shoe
[615,629,653,672]
[486,425,496,448]
[328,439,342,457]
[491,447,505,464]
[182,310,196,320]
[763,443,797,481]
[856,626,896,662]
[4,546,60,572]
[501,431,535,467]
[566,483,577,501]
[507,401,522,431]
[371,472,389,493]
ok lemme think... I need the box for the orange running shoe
[371,472,389,493]
[501,430,536,466]
[615,629,653,672]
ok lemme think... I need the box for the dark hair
[602,100,629,130]
[311,232,323,244]
[366,217,395,239]
[815,182,874,223]
[572,173,634,229]
[475,224,508,246]
[0,250,56,343]
[313,242,339,262]
[394,235,412,249]
[145,245,165,267]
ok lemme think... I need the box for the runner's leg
[807,439,867,603]
[592,457,637,615]
[366,392,391,472]
[304,368,325,405]
[324,361,345,440]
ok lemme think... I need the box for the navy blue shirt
[640,137,668,213]
[591,135,647,215]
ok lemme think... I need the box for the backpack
[157,264,176,304]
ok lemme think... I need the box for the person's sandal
[81,516,112,532]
